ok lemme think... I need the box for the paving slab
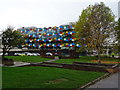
[10,62,30,67]
[1,57,59,67]
[43,58,59,62]
[87,72,119,89]
[1,61,30,67]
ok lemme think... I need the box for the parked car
[0,53,8,56]
[36,53,40,56]
[20,53,26,56]
[27,53,33,56]
[14,52,40,56]
[14,53,26,56]
[0,53,3,56]
[23,52,30,55]
[46,52,52,56]
[14,53,21,56]
[32,53,38,56]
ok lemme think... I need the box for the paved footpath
[87,72,119,89]
[0,57,59,67]
[43,57,59,62]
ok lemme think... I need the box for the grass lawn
[2,67,105,88]
[5,56,51,63]
[100,56,120,61]
[54,56,120,64]
[54,56,95,64]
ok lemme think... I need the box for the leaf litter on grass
[44,78,68,85]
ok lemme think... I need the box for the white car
[46,52,52,56]
[27,53,33,56]
[30,53,40,56]
[14,53,21,56]
[32,53,38,56]
[5,53,8,55]
[0,53,3,56]
[36,53,40,56]
[0,53,8,56]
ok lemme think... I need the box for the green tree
[115,18,120,57]
[68,22,76,26]
[75,2,115,62]
[2,26,24,60]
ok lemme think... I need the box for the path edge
[76,73,112,90]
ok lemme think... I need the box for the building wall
[18,25,81,50]
[118,1,120,19]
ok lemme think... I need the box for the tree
[68,22,76,26]
[2,26,24,60]
[74,2,115,62]
[115,18,120,57]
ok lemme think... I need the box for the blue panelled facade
[18,25,81,50]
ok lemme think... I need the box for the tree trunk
[2,48,6,60]
[97,55,101,63]
[2,48,6,61]
[96,47,101,63]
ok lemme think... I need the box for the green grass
[2,67,105,88]
[54,56,120,64]
[100,54,119,57]
[54,56,95,64]
[100,57,120,61]
[5,56,119,64]
[5,56,51,63]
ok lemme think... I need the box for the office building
[118,1,120,19]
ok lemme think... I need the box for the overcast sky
[0,0,119,32]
